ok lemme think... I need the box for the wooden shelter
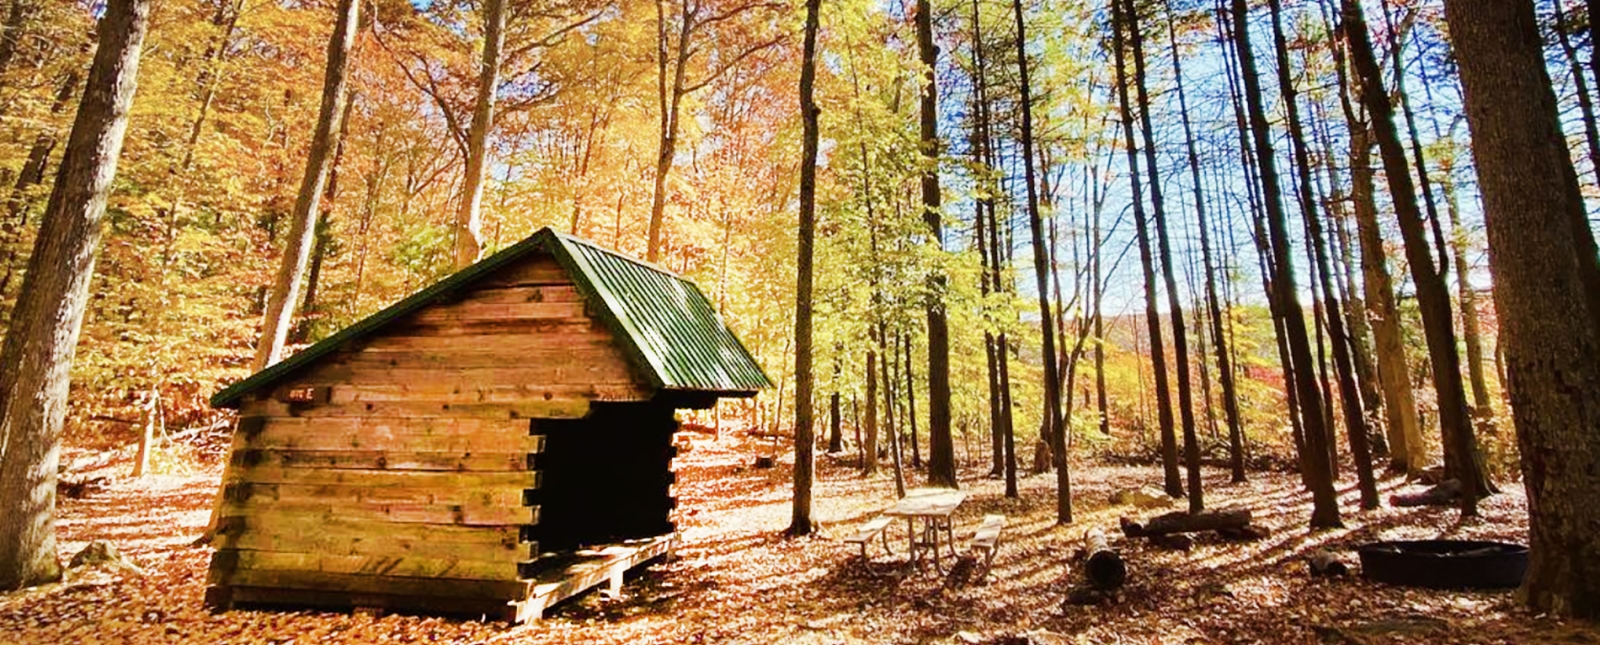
[203,228,770,622]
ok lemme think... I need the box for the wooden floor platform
[509,533,677,623]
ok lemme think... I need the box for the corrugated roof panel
[555,234,772,392]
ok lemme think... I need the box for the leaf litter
[1,433,1595,644]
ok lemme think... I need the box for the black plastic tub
[1357,540,1528,589]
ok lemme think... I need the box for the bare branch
[681,36,782,94]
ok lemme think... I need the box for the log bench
[968,514,1007,575]
[844,516,895,561]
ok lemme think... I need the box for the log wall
[206,255,666,617]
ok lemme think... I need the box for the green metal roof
[212,228,771,408]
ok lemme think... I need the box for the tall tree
[252,0,359,371]
[1268,0,1378,509]
[1442,0,1600,618]
[1341,0,1489,514]
[915,0,956,489]
[1232,0,1341,527]
[789,0,821,537]
[452,0,507,268]
[1322,0,1425,472]
[1113,0,1180,499]
[0,0,150,589]
[647,0,782,262]
[1015,0,1067,521]
[1164,0,1243,490]
[1127,0,1200,512]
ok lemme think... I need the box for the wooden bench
[844,516,895,561]
[968,514,1007,576]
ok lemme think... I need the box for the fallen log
[1148,534,1194,551]
[1309,548,1349,577]
[1083,529,1126,591]
[1390,479,1462,507]
[1218,524,1273,541]
[1132,509,1252,536]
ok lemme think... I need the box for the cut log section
[1309,548,1349,577]
[1082,529,1126,591]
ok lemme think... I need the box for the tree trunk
[1166,0,1243,485]
[251,0,359,371]
[788,0,821,537]
[914,0,955,489]
[1114,0,1180,500]
[903,333,920,470]
[1441,153,1492,418]
[0,0,149,590]
[1351,126,1426,472]
[453,0,506,268]
[971,50,1004,475]
[1269,0,1378,510]
[1233,0,1341,527]
[828,379,843,455]
[1310,79,1383,435]
[1127,0,1200,512]
[864,347,879,476]
[1342,0,1489,515]
[648,0,692,263]
[1012,0,1066,521]
[132,387,160,479]
[1443,0,1600,617]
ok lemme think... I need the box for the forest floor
[1,431,1596,645]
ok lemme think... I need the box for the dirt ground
[1,431,1595,645]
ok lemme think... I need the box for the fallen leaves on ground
[1,435,1595,645]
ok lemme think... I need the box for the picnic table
[883,487,967,572]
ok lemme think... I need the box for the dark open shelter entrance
[531,402,678,554]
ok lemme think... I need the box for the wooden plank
[218,527,535,562]
[306,364,641,387]
[240,398,595,420]
[407,301,590,326]
[219,568,533,601]
[524,535,676,608]
[222,586,518,621]
[379,318,604,338]
[461,285,584,305]
[480,258,570,288]
[224,480,535,508]
[327,384,648,405]
[227,465,538,489]
[221,549,524,582]
[247,417,539,453]
[334,347,630,370]
[355,330,616,354]
[219,500,537,527]
[231,448,527,472]
[216,511,523,544]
